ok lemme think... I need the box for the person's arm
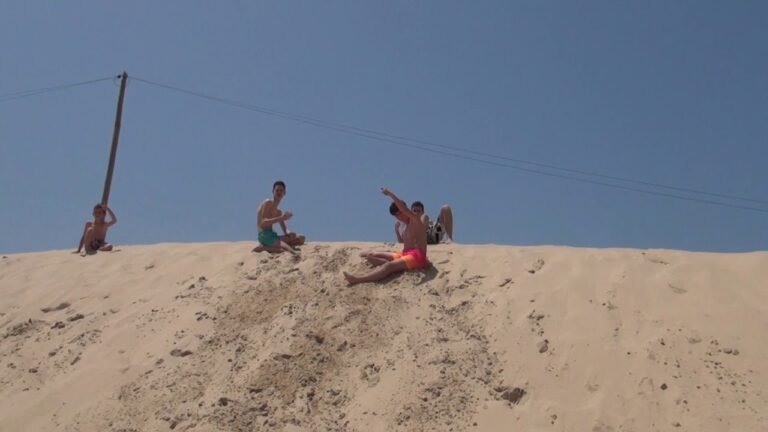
[75,222,91,253]
[421,214,431,227]
[380,188,418,222]
[279,215,290,236]
[104,206,117,227]
[258,202,292,230]
[394,221,404,243]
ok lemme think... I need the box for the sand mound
[1,242,766,431]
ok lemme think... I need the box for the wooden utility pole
[101,71,128,206]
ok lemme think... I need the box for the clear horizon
[2,2,767,254]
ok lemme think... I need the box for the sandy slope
[0,242,766,431]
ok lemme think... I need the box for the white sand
[1,242,766,431]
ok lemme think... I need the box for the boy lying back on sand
[344,187,428,286]
[75,204,117,256]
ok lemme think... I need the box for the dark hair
[273,180,286,190]
[411,201,424,211]
[93,204,104,211]
[389,202,400,215]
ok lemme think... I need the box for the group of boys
[75,180,454,285]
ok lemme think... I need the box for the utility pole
[101,71,128,206]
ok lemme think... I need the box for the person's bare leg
[279,240,299,256]
[283,233,305,247]
[253,244,283,253]
[75,221,92,253]
[82,228,97,256]
[366,256,389,266]
[363,252,395,267]
[437,205,454,243]
[343,259,408,286]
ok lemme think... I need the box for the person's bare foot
[343,272,360,286]
[100,244,114,252]
[440,237,454,244]
[252,245,266,253]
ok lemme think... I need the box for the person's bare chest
[263,203,280,218]
[403,223,423,243]
[92,223,108,236]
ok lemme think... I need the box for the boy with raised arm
[75,204,117,255]
[396,201,454,244]
[344,187,428,285]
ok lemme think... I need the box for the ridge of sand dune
[1,242,766,431]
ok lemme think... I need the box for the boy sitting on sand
[253,180,305,255]
[75,204,117,256]
[344,187,428,285]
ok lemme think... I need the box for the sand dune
[0,242,766,431]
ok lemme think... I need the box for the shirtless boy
[344,187,428,285]
[253,180,305,255]
[396,201,454,244]
[75,204,117,255]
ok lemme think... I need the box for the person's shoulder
[259,198,274,207]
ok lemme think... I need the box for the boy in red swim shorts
[344,187,429,286]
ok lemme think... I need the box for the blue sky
[1,1,766,254]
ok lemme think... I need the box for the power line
[130,75,768,214]
[0,76,117,103]
[131,76,768,207]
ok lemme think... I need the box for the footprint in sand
[494,385,526,405]
[669,284,687,294]
[41,302,70,313]
[360,363,381,387]
[642,253,669,265]
[528,259,545,274]
[170,349,193,357]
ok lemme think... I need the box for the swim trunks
[90,239,105,250]
[258,229,279,247]
[391,248,428,270]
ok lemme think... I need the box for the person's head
[92,204,106,221]
[390,202,409,223]
[410,201,425,215]
[272,180,286,200]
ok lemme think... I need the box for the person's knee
[385,259,407,272]
[383,261,399,272]
[440,205,452,214]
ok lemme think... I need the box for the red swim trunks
[391,248,428,270]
